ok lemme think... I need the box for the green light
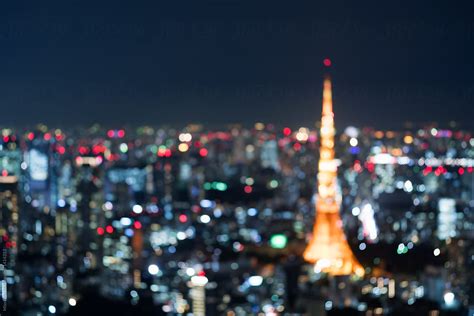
[270,234,287,249]
[119,143,128,153]
[396,243,408,255]
[215,182,227,191]
[269,180,278,189]
[205,182,227,191]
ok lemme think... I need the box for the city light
[148,264,160,275]
[48,305,56,314]
[132,204,143,214]
[444,292,455,307]
[248,276,263,287]
[270,234,287,249]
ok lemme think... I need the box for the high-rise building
[303,76,364,277]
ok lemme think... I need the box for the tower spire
[303,75,364,277]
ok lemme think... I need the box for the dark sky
[1,1,474,129]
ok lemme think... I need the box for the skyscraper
[303,76,364,277]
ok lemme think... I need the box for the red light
[178,214,188,223]
[199,148,208,157]
[44,133,52,141]
[97,227,105,235]
[198,270,206,277]
[1,170,7,177]
[323,58,332,67]
[105,225,114,234]
[293,143,301,151]
[3,136,9,142]
[57,146,66,155]
[353,161,363,173]
[165,149,172,157]
[423,166,433,176]
[107,130,115,138]
[468,167,473,173]
[78,146,88,155]
[5,241,11,249]
[27,132,34,141]
[92,144,105,155]
[283,127,291,136]
[2,235,8,242]
[458,167,465,175]
[244,185,253,194]
[133,221,142,229]
[55,134,63,141]
[117,129,125,138]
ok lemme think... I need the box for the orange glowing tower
[303,75,364,277]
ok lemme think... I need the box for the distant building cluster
[0,119,473,315]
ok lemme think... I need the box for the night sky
[1,1,474,129]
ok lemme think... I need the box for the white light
[191,275,208,286]
[371,153,395,164]
[200,199,213,208]
[444,292,455,306]
[48,305,56,314]
[120,217,132,226]
[178,133,192,142]
[248,275,263,286]
[57,199,66,207]
[344,126,359,138]
[132,204,143,214]
[433,248,440,256]
[148,264,160,275]
[200,214,211,224]
[325,301,333,310]
[68,298,77,306]
[104,201,113,211]
[186,267,195,276]
[358,204,378,241]
[247,208,257,216]
[352,207,361,216]
[404,180,413,192]
[177,231,186,240]
[349,138,358,147]
[314,259,331,273]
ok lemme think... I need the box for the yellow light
[254,122,265,130]
[178,143,189,152]
[404,135,413,144]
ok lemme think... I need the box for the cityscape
[1,2,474,316]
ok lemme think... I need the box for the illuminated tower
[303,76,364,277]
[189,273,208,316]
